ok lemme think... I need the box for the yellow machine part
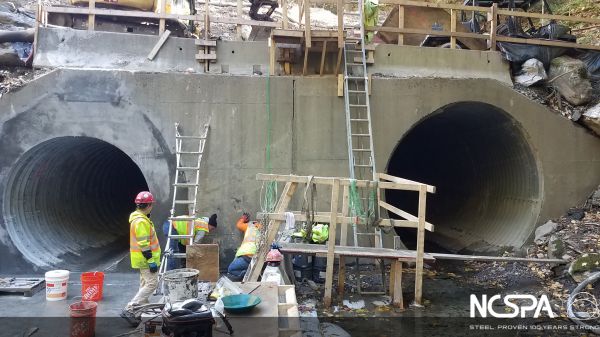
[69,0,190,14]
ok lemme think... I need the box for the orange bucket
[81,271,104,301]
[69,301,97,337]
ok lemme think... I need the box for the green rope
[262,68,277,213]
[348,179,376,222]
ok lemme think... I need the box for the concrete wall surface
[0,67,599,272]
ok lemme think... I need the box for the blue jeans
[162,221,181,271]
[227,256,251,281]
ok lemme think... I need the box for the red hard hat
[134,191,155,204]
[265,248,283,262]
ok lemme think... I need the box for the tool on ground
[158,120,210,292]
[342,0,385,295]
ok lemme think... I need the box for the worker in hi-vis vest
[162,214,217,270]
[121,191,161,326]
[227,212,261,281]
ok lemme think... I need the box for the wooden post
[88,0,95,31]
[323,178,340,308]
[337,256,346,299]
[397,5,404,45]
[159,0,166,35]
[248,182,298,281]
[237,0,242,40]
[450,9,456,49]
[319,40,327,76]
[204,0,210,39]
[304,0,311,48]
[337,0,343,48]
[489,3,497,51]
[269,37,275,75]
[340,184,349,245]
[391,259,403,309]
[302,45,309,75]
[414,184,427,306]
[334,47,343,75]
[282,0,288,29]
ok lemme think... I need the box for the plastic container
[164,268,199,303]
[292,254,313,282]
[45,270,70,301]
[69,301,97,337]
[81,271,104,302]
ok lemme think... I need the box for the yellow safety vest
[129,210,161,269]
[235,223,259,257]
[172,217,210,246]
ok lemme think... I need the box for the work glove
[148,262,158,273]
[241,212,251,223]
[142,250,152,260]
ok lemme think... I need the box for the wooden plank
[256,173,377,188]
[282,0,289,29]
[237,0,243,39]
[378,173,435,193]
[323,178,340,308]
[204,0,210,39]
[380,0,491,12]
[368,26,490,40]
[489,3,497,51]
[379,200,434,231]
[88,0,95,31]
[248,182,298,281]
[340,184,349,245]
[495,35,600,52]
[195,39,217,46]
[185,244,219,282]
[337,0,343,48]
[379,218,433,231]
[338,255,346,299]
[279,242,435,261]
[147,29,171,60]
[414,185,427,306]
[304,1,311,48]
[159,0,166,34]
[496,8,600,25]
[450,9,456,49]
[397,5,404,45]
[195,53,218,60]
[213,17,280,27]
[335,47,342,75]
[45,6,204,21]
[270,38,276,75]
[319,40,327,76]
[337,73,344,97]
[302,45,309,75]
[273,29,305,38]
[391,260,403,308]
[431,252,566,264]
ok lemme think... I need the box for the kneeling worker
[163,214,218,270]
[121,191,161,325]
[227,212,261,281]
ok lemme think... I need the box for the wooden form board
[185,244,219,282]
[253,173,436,307]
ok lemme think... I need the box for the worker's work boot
[120,309,141,327]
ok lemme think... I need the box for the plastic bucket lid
[45,270,70,279]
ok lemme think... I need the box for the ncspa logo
[470,294,556,318]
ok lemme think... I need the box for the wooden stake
[319,40,327,76]
[159,0,166,34]
[337,256,346,299]
[340,184,349,245]
[269,37,275,75]
[304,0,311,48]
[237,0,242,39]
[88,0,95,31]
[397,5,404,45]
[147,29,171,60]
[489,3,497,51]
[334,47,342,75]
[337,0,343,48]
[323,178,340,308]
[302,45,309,75]
[391,259,403,308]
[414,184,427,306]
[282,0,288,29]
[450,9,456,49]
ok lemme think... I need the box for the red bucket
[69,301,97,337]
[81,271,104,301]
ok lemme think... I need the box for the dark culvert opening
[3,136,148,269]
[386,102,541,252]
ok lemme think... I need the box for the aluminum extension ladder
[342,0,384,294]
[158,121,210,280]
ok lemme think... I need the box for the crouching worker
[121,191,161,325]
[163,214,218,270]
[227,212,261,281]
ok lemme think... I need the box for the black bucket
[292,254,313,282]
[312,256,327,283]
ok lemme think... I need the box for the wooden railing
[39,0,600,51]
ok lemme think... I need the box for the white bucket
[45,270,70,301]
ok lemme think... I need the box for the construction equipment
[158,120,210,288]
[342,0,384,294]
[47,0,195,37]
